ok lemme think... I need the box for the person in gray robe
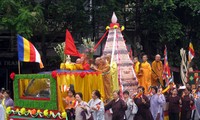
[123,90,138,120]
[75,92,92,120]
[0,104,5,120]
[88,90,104,120]
[149,86,166,120]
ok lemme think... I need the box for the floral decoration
[106,26,110,30]
[113,25,118,29]
[10,72,15,80]
[6,107,67,119]
[51,70,57,79]
[80,72,86,78]
[121,26,125,31]
[54,42,66,63]
[82,38,94,59]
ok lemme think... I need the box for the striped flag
[17,35,44,68]
[163,46,171,86]
[188,42,195,62]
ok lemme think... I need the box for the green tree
[0,0,45,39]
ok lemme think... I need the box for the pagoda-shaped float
[103,12,137,94]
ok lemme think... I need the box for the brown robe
[97,63,112,100]
[181,95,194,120]
[151,60,163,86]
[105,98,127,120]
[134,95,153,120]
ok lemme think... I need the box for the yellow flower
[61,111,67,118]
[6,107,11,114]
[50,111,53,115]
[106,26,110,30]
[113,25,118,29]
[28,110,31,113]
[121,26,125,31]
[43,109,49,116]
[20,108,26,115]
[16,108,19,112]
[37,110,41,113]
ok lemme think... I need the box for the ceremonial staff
[151,69,164,88]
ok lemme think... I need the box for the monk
[92,57,112,101]
[133,57,140,75]
[105,54,119,92]
[74,58,90,70]
[151,54,164,86]
[133,57,141,85]
[139,55,152,93]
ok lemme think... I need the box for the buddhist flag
[163,46,171,86]
[17,35,44,68]
[188,42,195,62]
[64,30,82,57]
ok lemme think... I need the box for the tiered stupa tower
[103,12,137,94]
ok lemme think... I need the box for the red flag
[64,30,82,57]
[188,42,195,62]
[163,46,171,86]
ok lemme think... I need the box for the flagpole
[18,60,21,74]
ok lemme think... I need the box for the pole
[18,60,21,74]
[110,29,117,67]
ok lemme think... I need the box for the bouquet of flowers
[82,38,94,59]
[54,42,66,63]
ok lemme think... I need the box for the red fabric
[83,63,90,70]
[29,42,36,62]
[80,72,86,78]
[109,23,120,28]
[64,30,82,57]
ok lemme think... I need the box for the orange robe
[139,61,152,93]
[97,64,112,100]
[65,96,76,109]
[151,60,163,86]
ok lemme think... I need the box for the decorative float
[7,12,137,119]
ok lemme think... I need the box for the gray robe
[124,98,137,120]
[150,94,166,120]
[75,101,91,120]
[0,104,5,120]
[88,98,104,120]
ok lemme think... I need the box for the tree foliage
[0,0,45,38]
[0,0,200,68]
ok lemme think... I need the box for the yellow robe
[151,60,163,86]
[139,61,152,93]
[97,64,112,100]
[134,62,140,75]
[134,62,140,84]
[110,62,119,91]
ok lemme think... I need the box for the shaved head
[142,55,148,62]
[155,54,161,61]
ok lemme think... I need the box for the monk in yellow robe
[151,54,164,86]
[139,55,152,93]
[105,54,119,92]
[133,57,141,84]
[93,57,112,101]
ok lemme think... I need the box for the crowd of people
[0,88,14,120]
[62,82,200,120]
[1,53,200,120]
